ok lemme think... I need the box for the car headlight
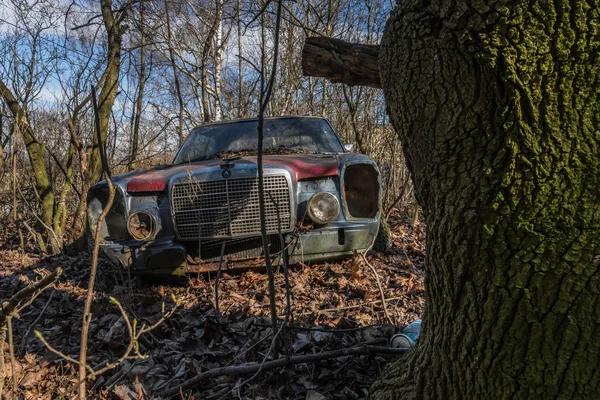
[307,192,340,224]
[127,211,156,241]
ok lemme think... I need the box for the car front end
[87,117,381,276]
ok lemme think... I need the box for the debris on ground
[0,213,425,399]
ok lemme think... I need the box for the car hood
[125,154,343,193]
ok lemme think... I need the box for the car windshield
[173,118,344,163]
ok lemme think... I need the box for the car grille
[171,175,292,240]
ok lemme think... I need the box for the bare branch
[0,268,63,326]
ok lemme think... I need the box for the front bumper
[99,219,379,275]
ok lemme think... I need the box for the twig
[299,296,407,315]
[160,345,406,398]
[214,240,226,321]
[0,267,63,326]
[20,289,55,355]
[79,84,116,399]
[361,252,394,325]
[252,322,397,333]
[7,317,16,400]
[256,0,284,357]
[35,331,96,376]
[223,318,287,399]
[384,184,409,219]
[37,296,181,400]
[0,327,6,396]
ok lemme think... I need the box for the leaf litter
[0,213,425,399]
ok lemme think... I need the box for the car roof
[193,115,329,129]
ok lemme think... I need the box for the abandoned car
[87,116,381,275]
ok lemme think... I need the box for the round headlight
[307,192,340,225]
[127,211,155,241]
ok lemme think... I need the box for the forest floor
[0,213,425,400]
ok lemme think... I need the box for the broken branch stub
[301,37,381,88]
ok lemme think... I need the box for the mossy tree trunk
[87,0,123,187]
[370,1,600,399]
[0,79,61,253]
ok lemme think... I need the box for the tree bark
[0,78,59,253]
[128,0,146,171]
[213,0,224,121]
[369,1,600,399]
[236,0,243,118]
[163,0,185,146]
[302,36,381,88]
[87,0,123,187]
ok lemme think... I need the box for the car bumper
[99,219,379,275]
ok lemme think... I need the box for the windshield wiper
[174,154,217,165]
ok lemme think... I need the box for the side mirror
[344,143,355,153]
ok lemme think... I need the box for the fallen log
[160,345,405,397]
[301,37,381,88]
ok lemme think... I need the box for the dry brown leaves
[0,213,425,399]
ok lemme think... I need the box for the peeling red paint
[260,155,339,181]
[126,154,339,193]
[127,164,208,192]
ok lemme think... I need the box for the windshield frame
[172,116,347,164]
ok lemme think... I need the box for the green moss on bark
[371,0,600,398]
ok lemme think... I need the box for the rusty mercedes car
[87,116,381,275]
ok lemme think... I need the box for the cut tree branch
[0,268,62,326]
[302,37,381,88]
[160,345,406,397]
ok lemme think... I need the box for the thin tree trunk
[213,0,224,121]
[370,1,600,398]
[163,0,185,145]
[237,0,243,118]
[0,114,4,173]
[200,0,222,123]
[11,131,24,252]
[53,141,75,238]
[0,79,57,253]
[129,0,146,171]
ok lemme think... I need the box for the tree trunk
[128,0,146,171]
[163,0,185,146]
[0,79,59,253]
[236,0,243,118]
[52,141,75,239]
[370,1,600,399]
[0,114,4,173]
[213,0,224,122]
[87,0,122,187]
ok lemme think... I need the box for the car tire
[373,213,392,253]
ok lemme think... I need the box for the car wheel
[373,214,392,252]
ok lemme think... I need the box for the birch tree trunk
[370,1,600,399]
[213,0,224,121]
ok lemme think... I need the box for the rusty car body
[87,116,381,275]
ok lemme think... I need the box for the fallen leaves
[0,213,425,399]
